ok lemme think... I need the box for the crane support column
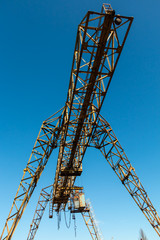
[27,185,53,240]
[0,108,64,240]
[90,114,160,235]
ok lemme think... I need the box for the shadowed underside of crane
[1,3,160,240]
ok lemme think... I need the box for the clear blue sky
[0,0,160,240]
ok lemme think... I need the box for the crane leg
[81,200,103,240]
[27,185,53,240]
[90,114,160,236]
[0,107,64,240]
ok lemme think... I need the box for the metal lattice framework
[91,114,160,235]
[27,113,160,240]
[0,108,64,240]
[1,3,160,240]
[50,4,133,215]
[27,185,52,240]
[81,200,103,240]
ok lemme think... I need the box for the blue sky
[0,0,160,240]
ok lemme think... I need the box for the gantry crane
[1,3,160,240]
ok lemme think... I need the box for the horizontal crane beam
[51,9,133,212]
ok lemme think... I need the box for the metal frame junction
[1,3,160,240]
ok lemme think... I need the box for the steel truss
[91,114,160,235]
[81,200,103,240]
[0,108,64,240]
[27,185,52,240]
[1,3,160,240]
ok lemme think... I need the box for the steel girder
[50,7,133,215]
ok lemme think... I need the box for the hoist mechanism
[27,185,103,240]
[1,3,160,240]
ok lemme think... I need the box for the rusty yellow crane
[1,3,160,240]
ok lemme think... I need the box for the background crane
[27,185,103,240]
[0,3,160,240]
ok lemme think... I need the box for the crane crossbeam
[51,8,133,213]
[27,185,52,240]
